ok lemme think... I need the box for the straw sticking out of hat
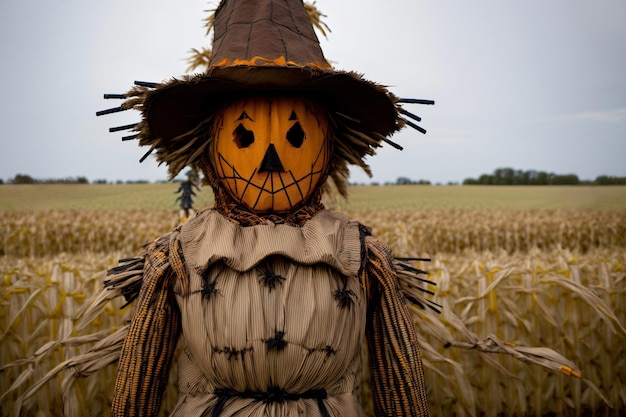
[97,0,434,192]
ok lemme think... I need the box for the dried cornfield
[1,208,625,416]
[2,209,624,257]
[1,211,180,258]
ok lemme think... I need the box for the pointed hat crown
[210,0,331,70]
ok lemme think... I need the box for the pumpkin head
[212,96,331,212]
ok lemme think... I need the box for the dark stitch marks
[201,279,220,300]
[265,332,338,361]
[258,266,286,291]
[200,269,220,300]
[266,330,287,351]
[213,346,254,360]
[186,269,221,299]
[333,288,356,310]
[333,276,356,310]
[306,345,337,359]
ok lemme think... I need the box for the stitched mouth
[216,153,325,211]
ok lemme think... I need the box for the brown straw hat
[98,0,433,185]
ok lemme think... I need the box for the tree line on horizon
[3,170,626,186]
[1,174,154,185]
[462,168,626,186]
[3,174,89,185]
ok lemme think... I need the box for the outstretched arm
[364,237,430,417]
[111,237,182,417]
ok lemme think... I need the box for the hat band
[212,56,332,70]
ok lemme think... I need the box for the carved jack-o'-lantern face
[212,96,331,212]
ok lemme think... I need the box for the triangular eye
[286,122,305,148]
[237,111,253,121]
[233,123,255,148]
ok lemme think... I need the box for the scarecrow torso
[170,209,367,417]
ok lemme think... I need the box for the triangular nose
[259,144,285,173]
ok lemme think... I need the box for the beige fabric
[171,210,366,417]
[180,209,362,276]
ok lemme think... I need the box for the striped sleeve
[364,237,430,417]
[111,235,182,417]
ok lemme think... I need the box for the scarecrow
[98,0,436,415]
[6,2,597,416]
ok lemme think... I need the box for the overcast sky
[1,0,625,184]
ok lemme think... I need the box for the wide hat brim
[144,66,399,143]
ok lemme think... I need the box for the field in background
[1,184,625,416]
[344,184,626,211]
[0,183,215,211]
[1,183,626,211]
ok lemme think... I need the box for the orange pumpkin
[212,96,331,212]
